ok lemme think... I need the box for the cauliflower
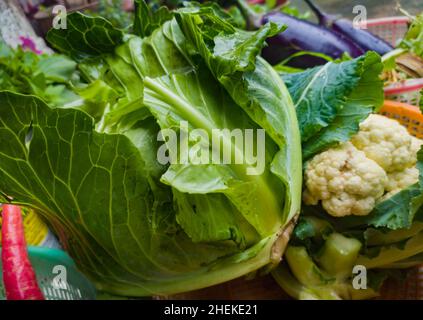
[303,142,388,217]
[351,114,416,172]
[411,136,423,155]
[386,167,419,192]
[381,167,420,201]
[304,114,423,218]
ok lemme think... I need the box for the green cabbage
[0,2,302,296]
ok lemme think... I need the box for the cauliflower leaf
[283,51,384,160]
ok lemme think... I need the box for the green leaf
[0,42,81,107]
[364,221,423,246]
[133,0,173,38]
[400,12,423,58]
[89,0,133,29]
[46,12,124,59]
[52,18,192,132]
[275,51,334,71]
[43,84,81,106]
[357,231,423,269]
[293,216,333,241]
[173,190,258,246]
[177,6,284,75]
[0,91,161,289]
[184,1,247,28]
[36,55,77,83]
[142,68,282,238]
[283,51,384,160]
[176,6,302,226]
[73,80,119,121]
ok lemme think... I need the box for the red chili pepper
[1,204,44,300]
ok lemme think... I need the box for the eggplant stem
[236,0,263,29]
[303,0,338,26]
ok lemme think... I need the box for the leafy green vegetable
[176,5,301,224]
[134,0,173,37]
[0,42,81,107]
[0,2,302,296]
[400,12,423,58]
[282,51,384,160]
[364,222,423,246]
[358,232,423,269]
[272,242,373,300]
[46,13,124,60]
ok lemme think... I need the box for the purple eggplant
[304,0,393,56]
[261,12,364,67]
[237,0,364,68]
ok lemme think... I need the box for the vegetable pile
[274,114,423,299]
[0,1,302,296]
[269,40,423,297]
[0,0,422,300]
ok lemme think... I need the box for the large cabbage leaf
[0,5,302,296]
[175,5,301,224]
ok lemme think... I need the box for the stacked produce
[1,0,303,296]
[274,114,423,299]
[0,0,422,300]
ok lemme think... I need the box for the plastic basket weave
[365,17,410,47]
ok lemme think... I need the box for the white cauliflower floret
[386,167,419,192]
[411,136,423,155]
[303,142,388,217]
[380,167,420,201]
[351,114,416,172]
